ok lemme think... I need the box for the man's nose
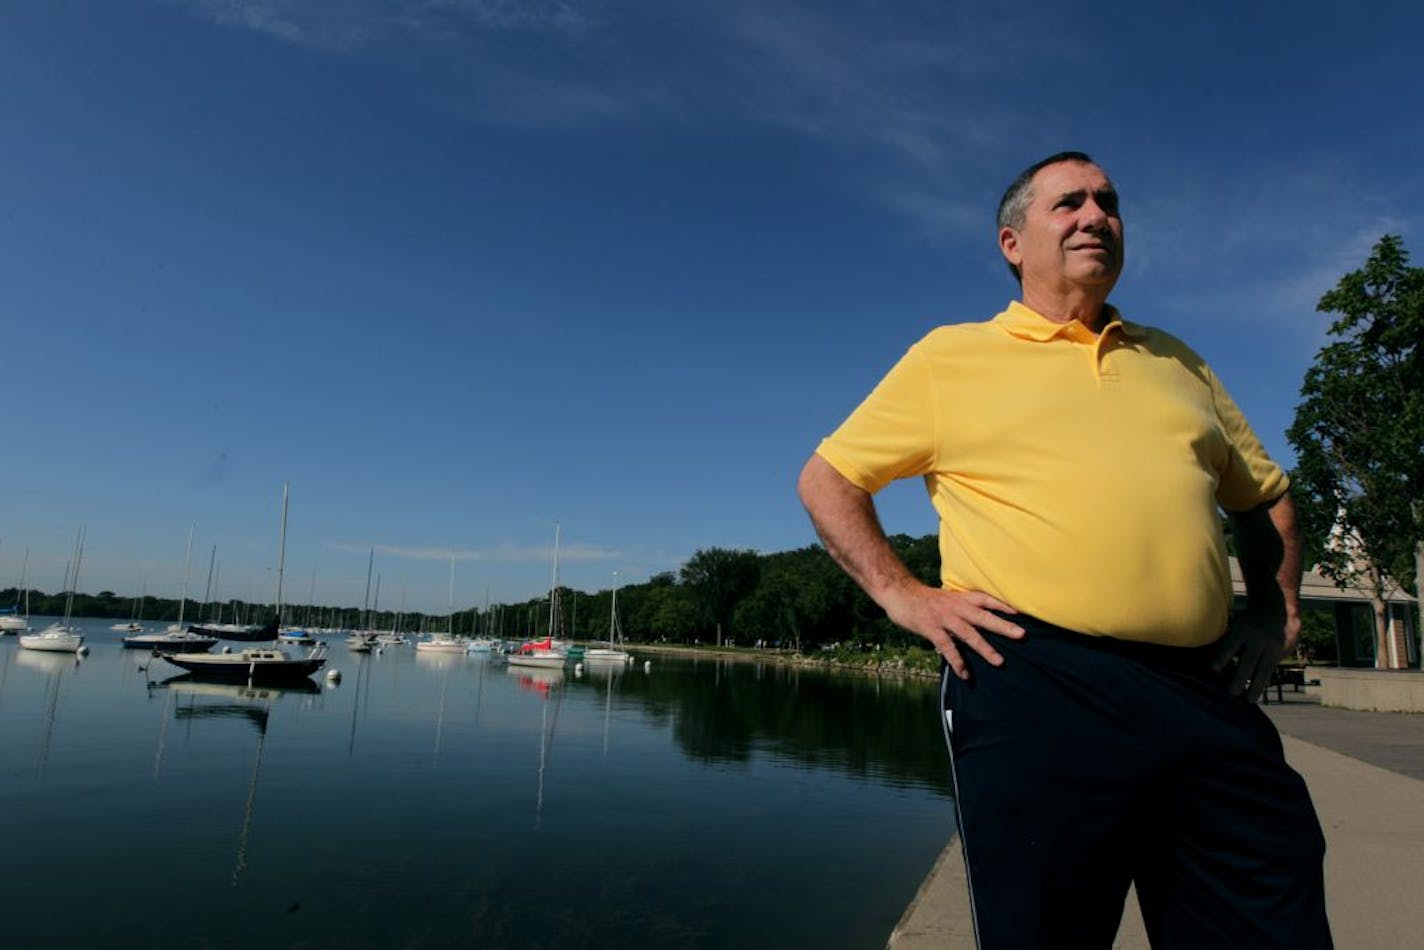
[1080,200,1110,231]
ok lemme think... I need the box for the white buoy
[375,647,383,655]
[574,663,584,675]
[222,645,233,654]
[643,661,652,672]
[77,645,90,657]
[326,669,342,685]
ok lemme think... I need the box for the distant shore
[619,642,941,679]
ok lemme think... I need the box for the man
[797,152,1331,948]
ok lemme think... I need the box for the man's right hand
[881,582,1026,680]
[797,454,1026,679]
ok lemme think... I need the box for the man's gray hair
[996,150,1096,282]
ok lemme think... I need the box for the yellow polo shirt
[816,301,1288,646]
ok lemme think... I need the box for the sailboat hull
[123,630,220,653]
[162,649,327,682]
[506,653,566,669]
[19,626,85,652]
[187,620,280,642]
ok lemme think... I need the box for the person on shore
[797,152,1331,948]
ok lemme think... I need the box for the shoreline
[618,642,941,679]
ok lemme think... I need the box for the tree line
[1,537,938,652]
[7,240,1415,661]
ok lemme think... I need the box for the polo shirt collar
[994,300,1148,342]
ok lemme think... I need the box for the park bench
[1260,664,1308,704]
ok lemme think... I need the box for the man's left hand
[1211,607,1301,702]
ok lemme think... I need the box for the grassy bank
[622,642,942,679]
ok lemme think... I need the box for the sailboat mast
[63,526,86,623]
[21,546,30,620]
[447,554,455,637]
[178,524,195,628]
[610,571,619,643]
[201,544,217,606]
[306,563,317,629]
[361,548,374,631]
[547,523,560,639]
[275,482,289,621]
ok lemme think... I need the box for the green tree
[1287,235,1423,663]
[628,581,698,642]
[680,547,761,642]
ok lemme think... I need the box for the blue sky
[2,0,1421,613]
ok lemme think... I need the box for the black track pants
[940,614,1332,949]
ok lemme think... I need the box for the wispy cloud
[166,0,1061,232]
[168,0,595,51]
[1129,160,1414,339]
[393,0,597,35]
[322,540,619,563]
[168,0,376,51]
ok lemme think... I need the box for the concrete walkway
[887,694,1424,949]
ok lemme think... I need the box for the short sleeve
[1210,369,1289,511]
[814,342,937,494]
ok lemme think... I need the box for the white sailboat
[1,547,32,634]
[110,576,150,633]
[584,570,632,664]
[124,525,218,653]
[21,528,87,653]
[508,524,569,670]
[416,554,465,653]
[163,484,328,683]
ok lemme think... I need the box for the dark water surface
[1,619,953,949]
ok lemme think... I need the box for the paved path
[887,694,1424,948]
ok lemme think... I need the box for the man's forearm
[797,453,1024,675]
[1230,491,1304,623]
[796,454,919,606]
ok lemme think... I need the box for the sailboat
[416,555,465,653]
[584,571,632,664]
[124,526,218,653]
[465,587,496,653]
[346,551,380,652]
[186,539,280,644]
[20,528,87,653]
[1,547,32,634]
[163,483,328,683]
[110,576,150,633]
[187,616,279,643]
[508,524,569,670]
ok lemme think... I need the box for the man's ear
[999,226,1022,269]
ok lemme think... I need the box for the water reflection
[508,666,565,830]
[153,674,320,886]
[418,649,464,763]
[1,626,952,949]
[14,648,83,778]
[577,659,625,755]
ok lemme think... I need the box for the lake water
[1,618,955,949]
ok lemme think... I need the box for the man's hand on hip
[881,583,1026,680]
[1212,606,1300,702]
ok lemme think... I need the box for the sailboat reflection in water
[14,648,82,777]
[509,667,565,830]
[160,675,319,885]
